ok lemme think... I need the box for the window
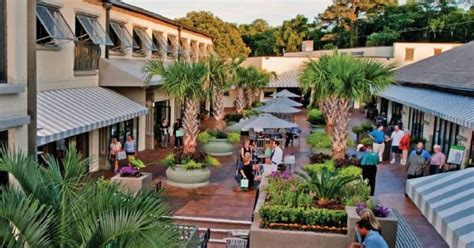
[432,117,459,153]
[264,91,274,98]
[0,130,8,186]
[405,48,414,61]
[132,27,157,55]
[434,48,442,55]
[109,21,137,52]
[152,32,167,58]
[75,14,109,71]
[0,0,6,83]
[390,101,403,128]
[178,38,190,59]
[190,40,199,60]
[36,5,75,47]
[408,108,424,140]
[167,36,178,58]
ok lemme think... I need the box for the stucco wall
[243,57,307,74]
[393,42,462,68]
[284,46,393,58]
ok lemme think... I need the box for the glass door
[154,101,171,144]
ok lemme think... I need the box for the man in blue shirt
[351,219,388,248]
[369,125,387,162]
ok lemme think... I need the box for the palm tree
[0,145,179,247]
[234,66,275,110]
[145,60,208,153]
[300,53,394,159]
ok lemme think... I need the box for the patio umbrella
[271,89,300,98]
[238,113,298,130]
[262,97,303,107]
[253,100,301,114]
[225,116,258,132]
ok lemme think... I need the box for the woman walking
[160,118,170,148]
[109,137,122,173]
[399,130,411,165]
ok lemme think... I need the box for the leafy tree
[366,27,400,46]
[0,146,178,247]
[274,15,310,54]
[300,53,394,159]
[177,11,250,58]
[145,60,208,153]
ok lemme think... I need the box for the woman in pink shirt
[429,144,446,175]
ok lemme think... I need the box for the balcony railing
[74,40,101,72]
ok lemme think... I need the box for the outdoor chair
[256,138,265,149]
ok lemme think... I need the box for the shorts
[391,146,401,154]
[126,152,135,156]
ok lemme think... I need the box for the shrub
[339,166,361,178]
[208,129,227,139]
[259,205,347,228]
[307,132,332,149]
[360,137,373,146]
[352,123,373,135]
[304,160,336,174]
[197,131,213,144]
[307,109,325,125]
[309,153,332,164]
[227,132,241,144]
[198,129,239,144]
[242,109,259,117]
[334,157,359,168]
[128,156,145,169]
[160,149,221,170]
[253,102,264,107]
[224,113,243,123]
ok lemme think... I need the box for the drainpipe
[27,0,37,156]
[104,0,112,59]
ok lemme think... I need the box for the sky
[124,0,334,26]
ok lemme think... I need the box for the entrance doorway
[154,100,171,146]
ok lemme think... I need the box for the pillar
[88,129,100,172]
[138,115,146,151]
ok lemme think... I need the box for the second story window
[132,27,157,55]
[74,14,112,72]
[178,38,190,60]
[36,4,76,47]
[167,35,178,58]
[405,48,414,61]
[152,32,167,58]
[109,22,138,53]
[0,0,6,83]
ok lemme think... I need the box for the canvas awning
[37,87,148,146]
[253,101,301,114]
[271,89,300,98]
[379,85,474,128]
[99,58,162,87]
[406,168,474,248]
[262,97,303,107]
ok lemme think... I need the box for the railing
[74,40,101,71]
[176,224,201,248]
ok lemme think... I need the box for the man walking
[388,125,404,164]
[429,144,446,175]
[270,139,283,169]
[407,142,431,179]
[369,125,386,162]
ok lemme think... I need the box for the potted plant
[161,149,221,189]
[198,129,240,156]
[112,156,151,193]
[224,113,243,126]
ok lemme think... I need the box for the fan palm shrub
[234,66,275,112]
[145,60,208,153]
[0,145,178,247]
[300,52,394,159]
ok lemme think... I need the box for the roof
[99,59,163,87]
[379,85,474,128]
[37,87,148,146]
[267,71,300,88]
[406,168,474,248]
[395,41,474,93]
[109,0,212,39]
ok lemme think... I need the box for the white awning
[37,87,148,146]
[99,58,163,87]
[406,168,474,248]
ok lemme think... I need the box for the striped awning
[406,168,474,248]
[267,71,300,88]
[37,87,148,146]
[379,85,474,128]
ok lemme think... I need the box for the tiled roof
[267,71,300,88]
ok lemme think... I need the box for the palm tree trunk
[235,87,245,113]
[320,97,337,136]
[212,89,225,121]
[254,89,261,103]
[331,98,351,160]
[245,88,254,108]
[183,99,200,154]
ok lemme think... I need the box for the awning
[379,85,474,128]
[267,71,299,88]
[406,168,474,248]
[37,87,148,146]
[99,58,163,87]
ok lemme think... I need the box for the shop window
[408,108,424,140]
[0,130,8,186]
[75,14,111,71]
[389,101,403,128]
[434,48,442,55]
[36,5,75,47]
[132,27,157,55]
[109,21,137,53]
[152,32,167,58]
[432,117,459,154]
[405,48,414,61]
[0,0,6,83]
[263,91,274,98]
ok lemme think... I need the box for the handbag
[117,151,127,161]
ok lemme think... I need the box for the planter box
[347,206,398,248]
[202,138,234,156]
[251,178,398,248]
[166,165,211,189]
[111,172,152,194]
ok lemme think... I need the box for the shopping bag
[176,128,184,137]
[240,178,249,188]
[117,151,127,161]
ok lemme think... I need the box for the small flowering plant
[119,166,141,177]
[269,170,291,180]
[356,202,391,218]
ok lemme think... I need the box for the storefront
[37,132,89,160]
[99,117,139,168]
[154,100,171,146]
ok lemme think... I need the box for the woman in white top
[109,137,122,173]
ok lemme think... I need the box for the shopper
[270,139,283,168]
[399,129,411,165]
[369,125,386,162]
[124,135,137,157]
[359,209,381,234]
[429,144,446,175]
[388,125,404,164]
[160,118,170,148]
[240,139,253,162]
[238,153,255,190]
[173,119,183,148]
[109,137,122,173]
[360,145,379,196]
[351,220,388,248]
[407,142,431,179]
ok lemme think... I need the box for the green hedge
[308,109,325,125]
[259,205,347,228]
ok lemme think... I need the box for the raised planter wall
[202,138,234,156]
[111,172,152,194]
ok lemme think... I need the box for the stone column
[138,115,146,151]
[88,129,100,172]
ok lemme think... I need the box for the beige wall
[392,42,462,67]
[284,46,394,58]
[243,57,308,74]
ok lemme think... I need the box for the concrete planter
[347,206,398,248]
[111,172,152,194]
[310,124,325,133]
[166,165,211,189]
[202,138,234,156]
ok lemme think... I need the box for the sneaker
[390,159,396,164]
